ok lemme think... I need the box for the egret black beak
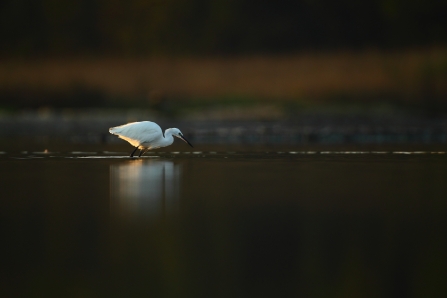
[179,133,193,147]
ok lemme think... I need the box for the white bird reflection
[110,160,182,219]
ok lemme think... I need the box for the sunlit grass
[1,48,446,108]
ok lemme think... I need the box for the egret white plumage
[109,121,193,157]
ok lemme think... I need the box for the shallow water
[1,150,447,297]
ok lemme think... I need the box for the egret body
[109,121,193,157]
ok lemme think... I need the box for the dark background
[1,0,447,56]
[0,1,447,140]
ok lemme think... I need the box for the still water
[1,150,447,297]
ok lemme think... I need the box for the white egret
[109,121,193,157]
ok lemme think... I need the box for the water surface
[1,150,447,297]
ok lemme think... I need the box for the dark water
[1,150,447,297]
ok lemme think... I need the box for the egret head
[172,128,193,147]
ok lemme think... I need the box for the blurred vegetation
[1,1,447,116]
[1,50,447,115]
[1,0,447,56]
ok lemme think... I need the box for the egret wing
[109,121,162,147]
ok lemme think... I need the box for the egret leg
[138,148,148,157]
[130,147,138,158]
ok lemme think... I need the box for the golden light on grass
[0,47,446,103]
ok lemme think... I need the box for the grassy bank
[1,48,447,114]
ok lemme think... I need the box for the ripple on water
[11,156,44,159]
[3,151,446,160]
[73,156,160,159]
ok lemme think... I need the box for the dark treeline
[1,0,446,56]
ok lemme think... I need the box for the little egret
[109,121,193,157]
